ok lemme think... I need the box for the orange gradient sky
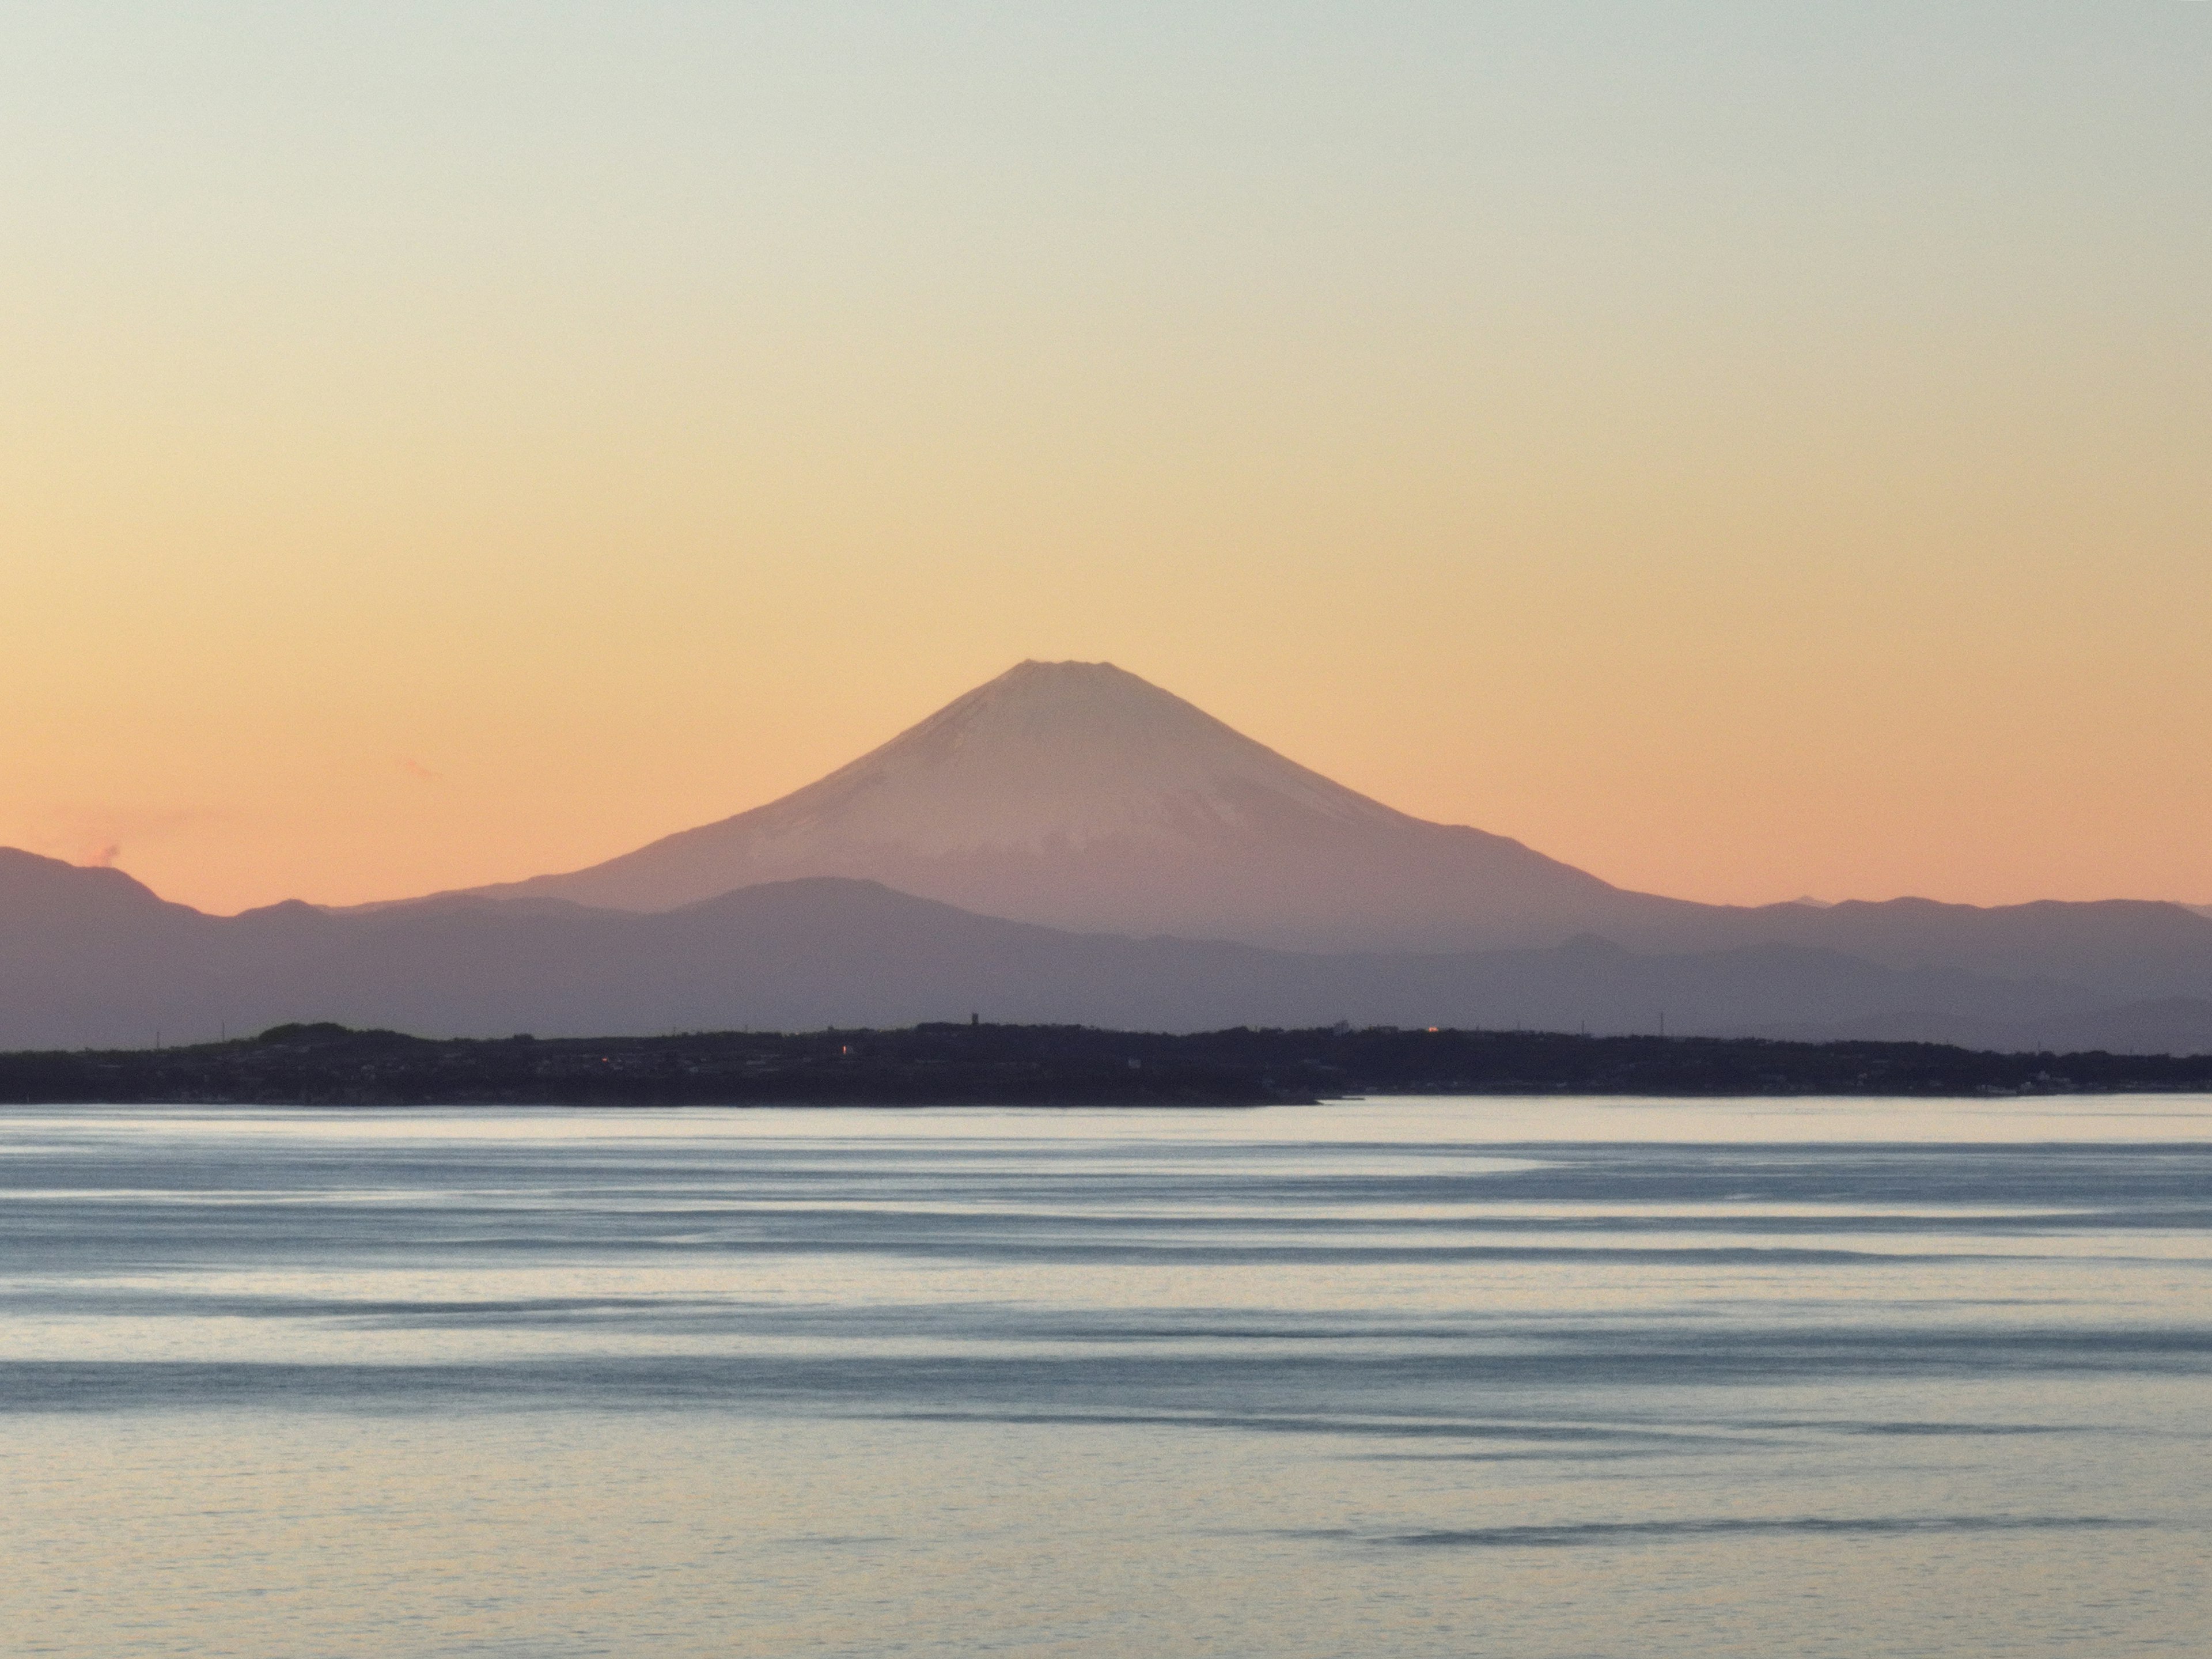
[6,3,2209,916]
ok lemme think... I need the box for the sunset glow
[6,4,2207,914]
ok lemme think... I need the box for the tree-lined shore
[2,1020,2208,1107]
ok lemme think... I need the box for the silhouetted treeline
[1,1021,2208,1107]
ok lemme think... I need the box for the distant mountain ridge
[5,851,2210,1055]
[7,660,2211,1053]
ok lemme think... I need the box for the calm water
[4,1096,2210,1657]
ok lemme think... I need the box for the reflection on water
[3,1097,2209,1657]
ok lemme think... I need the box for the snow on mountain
[756,658,1406,853]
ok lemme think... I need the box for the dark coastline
[2,1021,2210,1107]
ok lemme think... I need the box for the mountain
[447,660,2212,1002]
[7,852,2207,1054]
[453,659,1687,952]
[1612,895,2212,1004]
[9,661,2210,1052]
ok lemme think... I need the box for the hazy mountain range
[8,660,2211,1053]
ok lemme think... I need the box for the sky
[4,2,2208,916]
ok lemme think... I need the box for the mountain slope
[459,660,1685,950]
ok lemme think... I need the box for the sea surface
[4,1095,2210,1658]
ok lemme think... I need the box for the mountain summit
[467,660,1642,950]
